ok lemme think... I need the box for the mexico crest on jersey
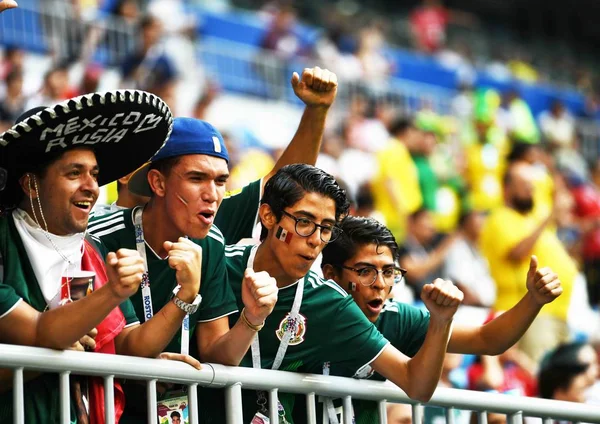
[275,312,307,345]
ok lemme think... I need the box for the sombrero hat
[0,89,173,208]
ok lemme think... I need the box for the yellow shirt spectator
[465,143,505,211]
[480,206,576,321]
[372,138,423,242]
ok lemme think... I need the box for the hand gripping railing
[2,344,600,424]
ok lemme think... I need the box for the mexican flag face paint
[276,226,293,244]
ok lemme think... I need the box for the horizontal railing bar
[1,344,600,422]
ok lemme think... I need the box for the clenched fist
[291,66,338,109]
[526,255,562,305]
[106,248,145,300]
[241,268,278,326]
[164,238,202,301]
[421,278,464,322]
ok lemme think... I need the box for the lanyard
[133,207,190,355]
[247,245,304,422]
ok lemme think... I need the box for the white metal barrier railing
[2,343,600,424]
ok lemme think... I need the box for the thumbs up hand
[525,255,563,305]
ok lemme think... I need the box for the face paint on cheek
[350,281,357,292]
[176,193,189,206]
[275,226,293,244]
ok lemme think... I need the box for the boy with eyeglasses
[201,164,465,423]
[320,215,563,423]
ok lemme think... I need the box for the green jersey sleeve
[327,295,389,376]
[0,283,22,319]
[196,227,239,322]
[119,299,141,327]
[215,179,262,244]
[379,300,430,357]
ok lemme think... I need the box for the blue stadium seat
[0,0,48,53]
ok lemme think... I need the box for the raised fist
[241,268,278,326]
[291,67,338,108]
[106,248,145,300]
[421,278,464,323]
[164,237,202,301]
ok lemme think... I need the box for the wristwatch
[172,285,202,314]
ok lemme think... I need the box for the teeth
[75,202,91,206]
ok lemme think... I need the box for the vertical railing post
[13,367,24,424]
[147,379,157,424]
[188,384,199,424]
[478,411,488,424]
[306,392,317,424]
[378,400,388,424]
[342,396,353,424]
[412,403,423,424]
[508,411,523,424]
[446,407,455,424]
[269,388,279,423]
[225,383,244,424]
[59,371,71,424]
[104,375,115,424]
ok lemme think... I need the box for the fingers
[0,0,18,12]
[527,255,538,280]
[106,251,118,267]
[158,352,202,370]
[69,341,85,352]
[423,279,464,306]
[291,71,300,88]
[297,67,338,92]
[79,334,97,351]
[88,328,98,339]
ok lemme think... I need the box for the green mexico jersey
[323,300,430,424]
[214,179,262,244]
[0,214,139,423]
[198,244,390,424]
[88,207,238,354]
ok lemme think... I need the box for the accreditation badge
[157,390,188,424]
[250,411,270,424]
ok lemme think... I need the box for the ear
[147,169,166,198]
[18,173,38,199]
[322,263,338,281]
[258,203,277,232]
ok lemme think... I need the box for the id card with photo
[157,394,188,424]
[250,411,270,424]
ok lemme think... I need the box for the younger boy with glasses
[320,215,563,423]
[202,164,464,423]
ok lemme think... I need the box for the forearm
[118,301,187,358]
[405,318,453,401]
[275,106,329,168]
[199,317,258,365]
[35,285,122,349]
[478,292,541,355]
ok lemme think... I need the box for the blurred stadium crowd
[1,0,600,421]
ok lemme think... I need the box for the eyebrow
[352,261,395,268]
[293,210,336,225]
[185,171,230,180]
[62,163,99,171]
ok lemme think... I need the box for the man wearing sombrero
[0,90,206,423]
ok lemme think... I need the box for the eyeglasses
[281,210,342,243]
[340,265,407,287]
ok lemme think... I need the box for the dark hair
[259,164,349,241]
[0,152,62,212]
[321,215,399,268]
[409,207,429,222]
[507,142,535,163]
[5,69,23,86]
[538,342,590,399]
[389,116,414,138]
[139,14,158,32]
[170,411,181,418]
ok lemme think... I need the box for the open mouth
[73,201,92,210]
[299,254,315,262]
[198,211,215,224]
[367,298,384,310]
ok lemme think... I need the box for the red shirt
[410,6,449,53]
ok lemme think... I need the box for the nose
[306,227,323,248]
[81,172,99,197]
[201,181,218,203]
[372,271,387,290]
